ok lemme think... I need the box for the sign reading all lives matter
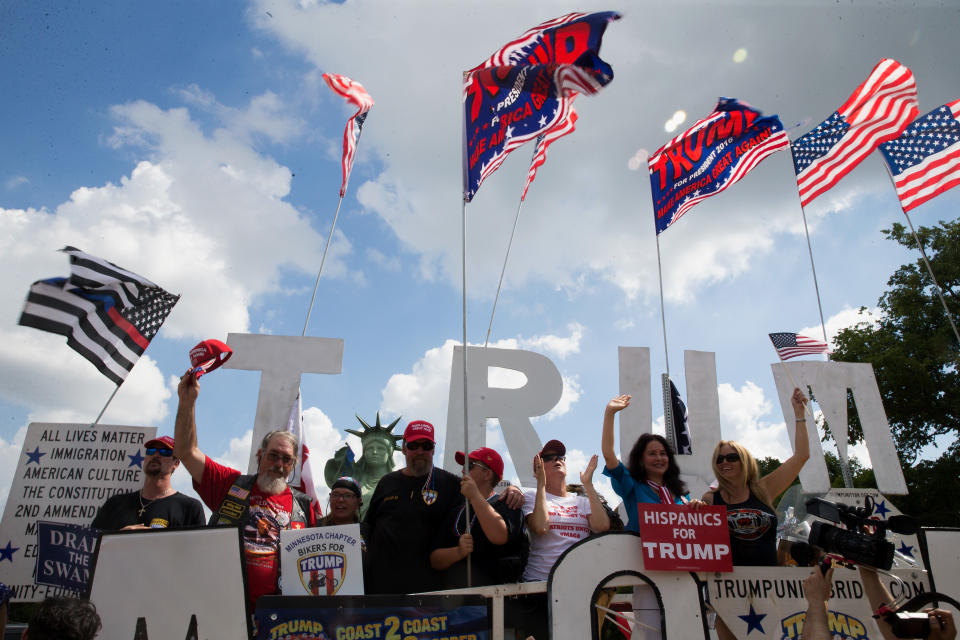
[637,504,732,572]
[280,524,365,596]
[0,422,155,601]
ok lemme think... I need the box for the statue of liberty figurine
[324,413,402,518]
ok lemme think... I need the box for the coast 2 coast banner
[0,422,154,601]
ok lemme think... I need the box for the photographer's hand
[801,566,834,640]
[927,608,956,640]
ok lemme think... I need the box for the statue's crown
[346,412,403,451]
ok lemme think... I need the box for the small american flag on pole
[878,99,960,212]
[791,59,918,208]
[323,73,374,197]
[768,332,831,361]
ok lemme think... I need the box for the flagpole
[302,195,345,337]
[878,164,960,345]
[485,197,525,347]
[654,232,671,377]
[460,79,472,586]
[788,146,830,344]
[90,385,121,427]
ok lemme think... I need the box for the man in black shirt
[92,435,204,530]
[430,447,523,588]
[363,420,460,594]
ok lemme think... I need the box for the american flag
[768,332,832,361]
[521,102,578,201]
[878,99,960,212]
[19,247,179,385]
[323,73,374,197]
[792,59,918,208]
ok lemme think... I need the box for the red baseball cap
[403,420,435,443]
[539,439,566,457]
[189,339,233,378]
[145,435,175,450]
[456,447,504,479]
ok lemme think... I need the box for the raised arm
[800,565,834,640]
[173,370,207,483]
[760,387,811,499]
[582,455,611,533]
[526,454,550,536]
[858,566,899,640]
[602,395,630,471]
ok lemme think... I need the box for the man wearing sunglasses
[174,371,321,607]
[363,420,461,594]
[91,435,204,531]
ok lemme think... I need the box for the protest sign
[0,422,154,601]
[637,503,732,572]
[35,521,99,592]
[280,523,364,596]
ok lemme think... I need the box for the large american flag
[19,247,179,385]
[323,73,374,197]
[768,332,832,361]
[878,99,960,212]
[521,102,579,201]
[791,59,918,208]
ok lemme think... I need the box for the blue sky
[2,0,958,512]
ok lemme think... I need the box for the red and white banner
[637,504,732,572]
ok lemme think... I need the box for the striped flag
[19,247,179,385]
[521,102,579,201]
[285,390,319,502]
[791,59,919,208]
[878,99,960,212]
[768,332,832,361]
[323,73,374,197]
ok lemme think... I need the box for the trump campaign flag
[521,102,579,201]
[878,99,960,212]
[19,247,179,385]
[323,73,374,197]
[792,59,918,208]
[463,11,620,201]
[648,98,789,234]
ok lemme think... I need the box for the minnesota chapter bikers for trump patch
[280,523,365,596]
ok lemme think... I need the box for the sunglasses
[716,453,742,464]
[469,460,491,472]
[541,454,565,463]
[266,451,295,466]
[406,441,434,451]
[145,447,173,457]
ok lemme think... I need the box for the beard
[257,472,288,495]
[408,457,431,477]
[144,462,164,478]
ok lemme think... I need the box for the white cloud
[5,176,28,190]
[800,305,880,347]
[518,322,584,359]
[717,380,794,460]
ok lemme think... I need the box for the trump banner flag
[878,99,960,212]
[649,98,789,234]
[463,11,620,202]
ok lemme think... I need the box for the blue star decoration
[874,500,891,518]
[898,541,915,558]
[0,541,19,562]
[738,604,767,635]
[25,446,45,465]
[128,449,145,468]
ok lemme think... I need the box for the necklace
[137,492,154,517]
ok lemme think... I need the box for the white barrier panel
[89,527,249,640]
[0,422,153,602]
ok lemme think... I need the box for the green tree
[831,219,959,462]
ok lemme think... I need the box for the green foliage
[831,219,960,463]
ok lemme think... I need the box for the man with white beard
[91,435,204,530]
[174,370,321,607]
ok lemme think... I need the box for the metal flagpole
[302,195,345,337]
[788,145,829,344]
[485,197,525,347]
[878,163,960,345]
[90,385,122,427]
[460,78,472,587]
[654,232,671,377]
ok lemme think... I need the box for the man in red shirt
[174,370,320,606]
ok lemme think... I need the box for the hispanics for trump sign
[637,504,732,572]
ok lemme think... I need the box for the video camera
[805,496,917,570]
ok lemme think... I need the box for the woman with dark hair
[601,394,694,532]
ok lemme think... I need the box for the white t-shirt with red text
[520,488,592,581]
